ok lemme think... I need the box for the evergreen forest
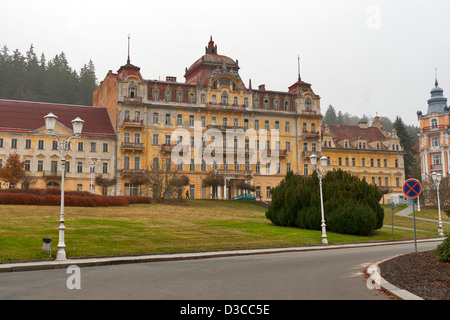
[0,44,97,106]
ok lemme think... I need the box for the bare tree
[95,175,117,196]
[202,174,224,199]
[144,159,184,202]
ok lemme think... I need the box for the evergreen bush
[266,169,384,236]
[436,233,450,262]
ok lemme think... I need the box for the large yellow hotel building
[92,37,405,200]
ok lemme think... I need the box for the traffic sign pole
[403,179,422,253]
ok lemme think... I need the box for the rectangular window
[266,186,271,199]
[77,161,83,173]
[189,185,195,199]
[103,162,108,174]
[77,184,82,192]
[78,141,84,151]
[103,143,108,153]
[286,141,291,152]
[254,120,259,131]
[153,158,159,170]
[190,159,195,171]
[362,158,366,167]
[124,156,130,169]
[285,122,290,132]
[134,157,140,170]
[134,133,141,144]
[25,139,31,149]
[304,163,309,175]
[11,138,17,148]
[24,160,31,171]
[256,186,261,199]
[38,140,44,150]
[0,138,3,148]
[37,160,43,172]
[189,115,195,126]
[352,158,356,166]
[286,163,292,172]
[153,113,159,124]
[153,134,159,145]
[90,142,96,152]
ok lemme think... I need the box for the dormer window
[284,100,290,111]
[305,98,312,111]
[128,81,137,98]
[165,91,171,101]
[431,118,438,128]
[153,89,159,101]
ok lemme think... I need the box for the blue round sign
[402,179,422,199]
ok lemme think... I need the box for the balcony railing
[43,170,61,177]
[120,169,146,175]
[430,164,443,171]
[301,131,320,138]
[121,142,145,151]
[422,124,450,133]
[216,169,253,177]
[121,119,144,127]
[123,96,143,103]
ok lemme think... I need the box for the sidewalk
[396,205,450,224]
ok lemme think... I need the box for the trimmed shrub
[266,169,384,236]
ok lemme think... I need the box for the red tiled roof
[325,124,386,142]
[0,99,115,137]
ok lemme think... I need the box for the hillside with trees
[0,44,97,106]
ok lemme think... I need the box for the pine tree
[393,116,415,179]
[323,105,337,124]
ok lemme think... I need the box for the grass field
[0,200,448,262]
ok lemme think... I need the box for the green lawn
[0,200,447,262]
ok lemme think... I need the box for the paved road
[0,240,441,300]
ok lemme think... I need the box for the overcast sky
[2,0,450,126]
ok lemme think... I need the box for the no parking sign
[402,178,421,252]
[402,179,421,199]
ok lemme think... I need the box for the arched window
[153,89,159,101]
[128,81,137,98]
[234,118,239,127]
[431,118,438,128]
[124,110,130,121]
[305,98,312,111]
[284,100,290,111]
[233,96,238,106]
[165,91,171,101]
[211,94,217,104]
[177,92,183,103]
[176,114,183,125]
[221,91,229,105]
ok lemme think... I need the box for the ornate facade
[417,78,450,178]
[93,38,322,199]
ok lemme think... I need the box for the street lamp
[89,157,101,194]
[44,113,84,260]
[310,154,328,245]
[431,172,444,236]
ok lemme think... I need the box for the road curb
[0,238,444,275]
[373,255,424,300]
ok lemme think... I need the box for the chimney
[259,84,265,91]
[358,121,368,129]
[166,76,177,82]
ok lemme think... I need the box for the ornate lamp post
[44,113,84,260]
[310,154,328,245]
[431,172,444,236]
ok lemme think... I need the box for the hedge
[0,192,152,207]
